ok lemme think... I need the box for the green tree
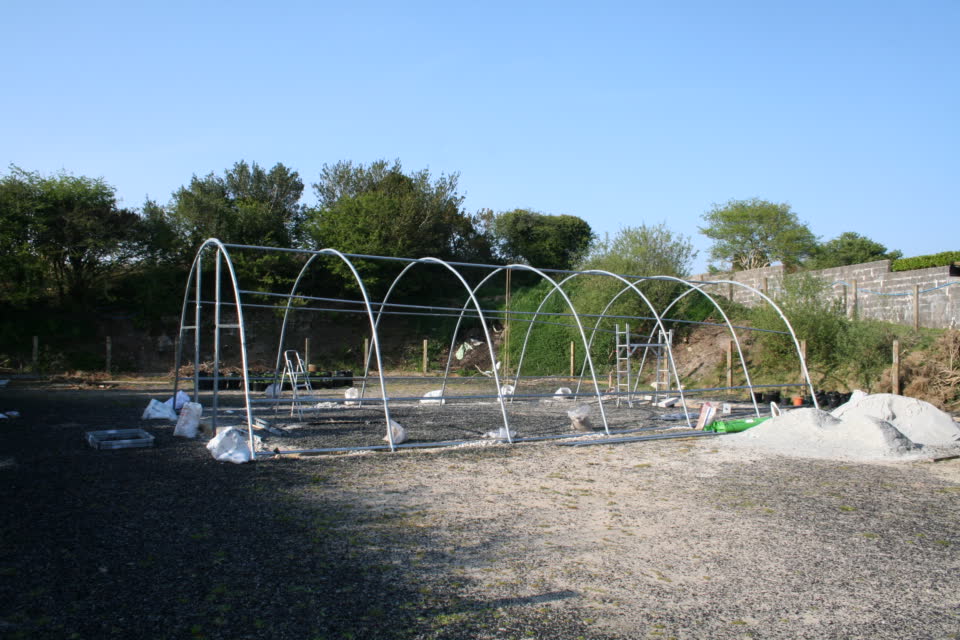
[0,166,143,306]
[306,160,489,290]
[490,209,593,270]
[806,232,902,269]
[167,160,305,253]
[699,198,818,271]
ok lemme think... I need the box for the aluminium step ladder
[615,325,674,407]
[280,350,313,419]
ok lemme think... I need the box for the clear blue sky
[3,0,957,273]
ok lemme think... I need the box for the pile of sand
[720,393,960,461]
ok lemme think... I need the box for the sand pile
[720,392,960,461]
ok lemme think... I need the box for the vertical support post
[105,336,112,375]
[304,338,310,371]
[193,254,202,402]
[422,339,428,375]
[892,340,900,395]
[728,283,734,302]
[842,284,848,310]
[570,341,575,378]
[726,340,733,389]
[763,277,769,297]
[503,268,512,376]
[799,340,807,383]
[32,335,38,373]
[913,285,920,330]
[363,338,369,371]
[850,278,858,319]
[212,251,222,433]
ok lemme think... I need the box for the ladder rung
[218,323,240,329]
[181,325,197,331]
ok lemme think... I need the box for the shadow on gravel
[0,389,608,640]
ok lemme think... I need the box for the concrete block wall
[692,260,960,329]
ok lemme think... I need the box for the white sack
[567,404,593,432]
[420,389,446,405]
[344,387,360,405]
[163,390,191,412]
[264,383,281,398]
[142,399,178,421]
[174,402,202,438]
[484,426,516,440]
[554,387,573,399]
[383,419,407,445]
[206,427,253,464]
[500,384,515,396]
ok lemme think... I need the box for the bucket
[791,395,804,407]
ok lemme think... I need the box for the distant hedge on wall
[891,251,960,272]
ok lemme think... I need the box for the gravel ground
[1,383,959,639]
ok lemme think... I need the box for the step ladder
[615,324,633,407]
[280,350,313,419]
[616,325,675,407]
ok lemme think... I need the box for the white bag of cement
[142,398,178,421]
[344,387,360,405]
[554,387,573,399]
[500,384,515,396]
[383,419,407,445]
[206,427,253,464]
[264,383,281,398]
[567,404,593,432]
[174,402,203,438]
[484,426,516,440]
[167,390,191,411]
[656,397,680,408]
[420,389,446,405]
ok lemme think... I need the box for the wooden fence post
[423,339,429,375]
[913,285,920,330]
[106,336,112,375]
[892,340,900,395]
[850,278,858,319]
[726,340,733,388]
[363,338,369,370]
[569,342,575,378]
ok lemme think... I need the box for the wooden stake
[422,339,429,375]
[726,340,733,388]
[570,341,575,378]
[913,285,920,330]
[892,340,900,395]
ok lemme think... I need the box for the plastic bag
[420,389,445,405]
[484,426,516,440]
[383,419,407,445]
[174,402,202,438]
[567,404,593,432]
[499,384,515,396]
[206,427,253,464]
[344,387,360,405]
[143,398,178,421]
[554,387,573,399]
[264,383,281,398]
[163,390,191,412]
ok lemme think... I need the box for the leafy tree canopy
[699,198,817,271]
[0,165,142,306]
[488,209,593,271]
[806,232,902,269]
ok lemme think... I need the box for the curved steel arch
[356,257,514,440]
[173,239,258,457]
[270,247,398,447]
[509,269,691,428]
[570,275,761,417]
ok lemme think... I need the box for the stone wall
[691,260,960,329]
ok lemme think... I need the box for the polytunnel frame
[176,239,819,461]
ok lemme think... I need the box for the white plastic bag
[264,383,281,398]
[206,427,253,464]
[344,387,360,405]
[484,426,516,440]
[554,387,573,399]
[499,384,515,396]
[143,399,178,421]
[174,402,202,438]
[420,389,445,405]
[383,419,407,445]
[164,390,191,412]
[567,404,593,432]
